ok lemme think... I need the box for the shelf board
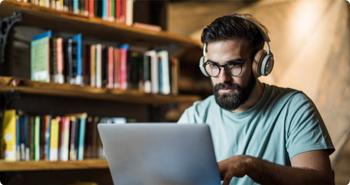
[0,159,108,171]
[0,76,200,105]
[0,0,201,54]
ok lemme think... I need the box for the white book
[157,50,171,95]
[59,117,70,161]
[96,44,102,88]
[145,50,158,94]
[126,0,134,26]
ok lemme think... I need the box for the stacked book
[30,30,176,95]
[16,0,134,25]
[1,109,127,161]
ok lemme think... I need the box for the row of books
[16,0,134,25]
[31,30,176,94]
[1,109,127,161]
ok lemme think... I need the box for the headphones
[199,14,274,78]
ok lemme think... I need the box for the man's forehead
[206,40,245,60]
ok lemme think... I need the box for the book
[59,116,70,161]
[77,114,87,160]
[119,44,129,90]
[157,50,170,95]
[95,44,102,88]
[49,117,59,161]
[71,34,83,85]
[145,50,158,94]
[33,116,40,161]
[31,30,52,82]
[2,110,17,161]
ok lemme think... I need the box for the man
[178,14,335,185]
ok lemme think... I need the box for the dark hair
[201,14,267,60]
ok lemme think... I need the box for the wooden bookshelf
[0,0,201,54]
[0,76,200,105]
[0,159,108,171]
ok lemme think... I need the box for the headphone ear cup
[199,56,209,77]
[260,53,274,76]
[253,49,274,77]
[253,49,266,78]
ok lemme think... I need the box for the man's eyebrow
[207,58,245,64]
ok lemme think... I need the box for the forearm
[246,158,334,185]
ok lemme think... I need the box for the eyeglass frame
[202,59,246,77]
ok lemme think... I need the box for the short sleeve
[177,108,193,124]
[286,92,334,159]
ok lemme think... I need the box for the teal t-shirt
[178,84,334,185]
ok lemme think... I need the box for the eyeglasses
[203,60,245,77]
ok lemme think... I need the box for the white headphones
[199,14,274,78]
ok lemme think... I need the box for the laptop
[98,123,221,185]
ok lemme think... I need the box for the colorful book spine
[59,116,70,161]
[49,117,59,161]
[107,46,114,88]
[77,114,87,160]
[34,116,40,161]
[158,50,170,95]
[72,34,83,85]
[2,110,17,161]
[95,44,102,88]
[31,30,52,82]
[119,44,129,90]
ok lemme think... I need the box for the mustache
[214,83,242,91]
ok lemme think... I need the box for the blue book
[77,114,87,160]
[102,0,108,20]
[73,0,79,14]
[71,34,83,85]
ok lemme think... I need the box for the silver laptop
[98,123,221,185]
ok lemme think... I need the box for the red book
[113,48,120,88]
[120,46,128,90]
[107,47,114,88]
[107,0,111,21]
[88,0,94,17]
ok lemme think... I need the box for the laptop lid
[98,123,221,185]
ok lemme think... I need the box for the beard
[213,76,256,111]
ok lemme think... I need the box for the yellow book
[50,117,59,161]
[2,110,17,161]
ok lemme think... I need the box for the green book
[31,31,52,82]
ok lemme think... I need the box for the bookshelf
[0,159,108,171]
[0,0,200,53]
[0,0,201,184]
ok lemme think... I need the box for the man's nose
[217,67,232,83]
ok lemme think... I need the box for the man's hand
[217,150,334,185]
[218,155,254,185]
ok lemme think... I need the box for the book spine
[59,116,70,161]
[143,55,151,93]
[31,31,52,82]
[125,0,133,25]
[69,117,77,160]
[33,116,40,161]
[120,44,129,90]
[56,38,65,83]
[2,110,17,161]
[49,117,59,161]
[158,50,170,95]
[95,44,102,88]
[77,114,87,160]
[90,45,96,87]
[107,46,114,88]
[72,34,83,85]
[113,48,120,88]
